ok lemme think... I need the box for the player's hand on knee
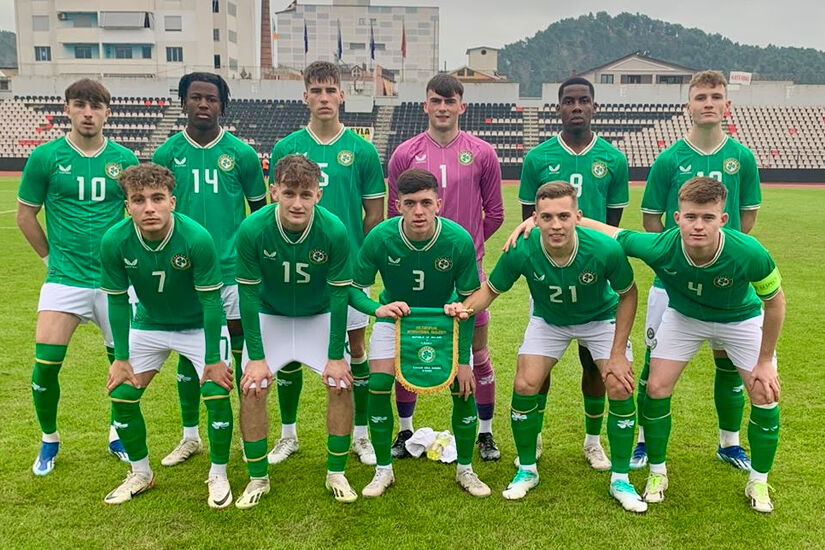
[107,359,139,393]
[323,358,353,394]
[202,361,233,391]
[456,364,475,401]
[503,218,536,251]
[602,355,635,395]
[241,359,271,397]
[748,360,780,403]
[375,301,410,319]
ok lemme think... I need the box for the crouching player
[100,164,234,507]
[560,176,782,512]
[234,154,358,508]
[348,168,490,498]
[449,181,644,511]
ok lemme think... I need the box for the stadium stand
[2,97,824,171]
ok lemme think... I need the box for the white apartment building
[15,0,260,80]
[274,0,438,83]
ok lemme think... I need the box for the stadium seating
[1,97,824,170]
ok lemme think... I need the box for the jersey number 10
[77,176,106,201]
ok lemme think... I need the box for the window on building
[0,79,9,91]
[166,47,183,62]
[212,0,220,13]
[228,30,237,43]
[657,75,684,84]
[213,28,220,41]
[164,15,182,31]
[229,58,238,70]
[32,15,49,32]
[349,42,365,50]
[214,55,221,69]
[141,45,152,59]
[75,45,93,59]
[227,2,236,16]
[621,74,643,84]
[114,45,132,59]
[600,74,614,84]
[375,43,385,51]
[34,46,52,61]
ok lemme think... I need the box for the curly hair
[119,163,175,196]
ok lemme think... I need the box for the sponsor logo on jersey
[417,345,436,363]
[679,164,692,174]
[105,163,122,179]
[337,150,354,166]
[461,415,477,425]
[617,419,635,429]
[713,275,733,288]
[309,249,328,264]
[263,249,278,260]
[723,158,740,175]
[578,271,597,285]
[414,154,427,163]
[435,256,453,271]
[217,154,235,172]
[532,272,545,282]
[173,157,187,167]
[171,254,191,270]
[211,421,230,430]
[387,255,401,265]
[124,258,138,268]
[591,161,607,178]
[547,164,561,174]
[511,411,527,421]
[58,164,72,174]
[458,150,474,166]
[370,415,388,423]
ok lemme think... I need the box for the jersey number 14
[192,169,219,193]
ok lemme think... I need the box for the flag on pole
[337,19,343,60]
[401,22,407,59]
[303,20,309,54]
[369,20,375,60]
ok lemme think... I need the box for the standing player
[100,164,234,508]
[349,169,490,498]
[387,74,504,460]
[517,77,629,470]
[580,177,783,513]
[152,72,266,467]
[17,79,138,475]
[268,61,385,466]
[449,181,644,511]
[633,70,761,470]
[234,155,366,507]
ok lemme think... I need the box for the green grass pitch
[0,175,823,548]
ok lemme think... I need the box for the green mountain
[498,12,825,96]
[0,31,16,68]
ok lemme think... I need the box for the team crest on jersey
[547,164,561,174]
[458,150,474,166]
[309,249,328,264]
[435,256,453,272]
[578,271,597,285]
[714,275,733,288]
[217,154,235,172]
[417,345,436,363]
[723,158,740,175]
[337,150,354,166]
[591,161,607,179]
[171,254,191,270]
[105,163,122,179]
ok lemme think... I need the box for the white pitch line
[0,209,17,214]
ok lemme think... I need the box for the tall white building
[274,0,438,83]
[15,0,260,80]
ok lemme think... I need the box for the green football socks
[110,384,148,462]
[451,382,478,466]
[749,403,780,474]
[607,397,636,474]
[326,434,351,473]
[642,396,671,466]
[176,356,201,430]
[584,395,606,436]
[231,332,244,396]
[277,362,303,426]
[201,381,232,465]
[714,357,745,433]
[367,372,394,467]
[351,357,370,431]
[32,343,67,435]
[244,438,269,478]
[511,392,539,467]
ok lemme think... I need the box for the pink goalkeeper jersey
[388,131,504,263]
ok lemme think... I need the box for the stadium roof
[580,51,698,75]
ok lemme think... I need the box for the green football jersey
[489,226,634,326]
[100,212,224,331]
[270,127,385,251]
[18,137,138,288]
[616,227,780,323]
[641,137,760,231]
[354,216,480,323]
[519,134,629,221]
[235,204,352,317]
[152,129,267,285]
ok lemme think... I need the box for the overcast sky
[2,0,823,69]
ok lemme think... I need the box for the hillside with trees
[499,12,825,96]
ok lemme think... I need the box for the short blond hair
[678,176,727,205]
[688,70,727,92]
